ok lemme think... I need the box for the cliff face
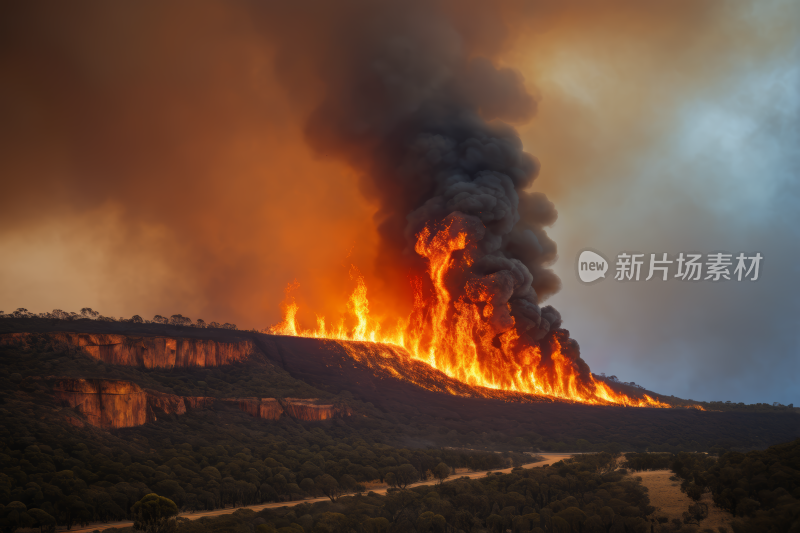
[146,389,187,416]
[53,378,148,429]
[53,378,216,429]
[53,380,350,428]
[222,397,350,421]
[183,396,216,410]
[1,332,254,369]
[223,398,284,420]
[282,398,350,421]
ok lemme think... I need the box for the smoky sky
[0,0,797,404]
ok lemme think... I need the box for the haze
[0,0,796,405]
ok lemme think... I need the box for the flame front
[272,223,669,408]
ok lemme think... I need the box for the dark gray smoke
[263,0,567,347]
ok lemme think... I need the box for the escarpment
[281,398,352,420]
[51,378,349,429]
[222,397,350,421]
[52,378,213,429]
[53,378,149,429]
[1,332,254,368]
[223,398,284,420]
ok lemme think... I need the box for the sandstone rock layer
[53,378,215,429]
[282,398,351,421]
[1,332,254,368]
[224,398,284,420]
[53,378,148,429]
[222,397,350,421]
[50,377,348,429]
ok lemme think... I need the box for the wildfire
[271,223,669,408]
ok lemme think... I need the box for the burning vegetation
[274,228,669,408]
[271,258,666,408]
[266,2,668,408]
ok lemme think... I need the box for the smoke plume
[2,0,794,403]
[261,0,588,383]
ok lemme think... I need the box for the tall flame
[271,224,669,408]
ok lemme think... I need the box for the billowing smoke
[2,0,789,403]
[264,0,588,380]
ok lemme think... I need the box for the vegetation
[132,494,179,533]
[0,308,238,332]
[102,453,660,533]
[0,319,797,532]
[0,335,530,530]
[669,440,800,533]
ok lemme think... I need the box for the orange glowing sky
[0,0,797,404]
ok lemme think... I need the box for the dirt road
[64,453,573,533]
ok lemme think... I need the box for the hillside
[0,317,797,453]
[0,317,798,532]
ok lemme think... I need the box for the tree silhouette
[394,464,420,489]
[314,475,343,502]
[432,463,450,485]
[132,494,178,533]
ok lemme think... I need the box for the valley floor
[58,453,574,533]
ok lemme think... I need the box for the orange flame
[271,223,669,408]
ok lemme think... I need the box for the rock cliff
[1,332,254,368]
[146,389,188,416]
[222,397,350,421]
[52,378,216,429]
[53,378,149,429]
[50,377,348,428]
[282,398,351,420]
[183,396,216,410]
[223,398,284,420]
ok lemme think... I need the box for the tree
[221,323,237,330]
[79,308,98,318]
[338,474,358,492]
[50,309,70,320]
[681,480,705,501]
[131,494,179,533]
[0,501,32,533]
[131,315,144,324]
[27,509,55,533]
[153,315,169,325]
[682,502,708,525]
[432,463,450,485]
[314,475,343,502]
[362,517,389,533]
[169,315,191,327]
[313,512,348,533]
[195,319,206,328]
[417,511,446,533]
[299,478,316,496]
[394,464,420,489]
[556,507,587,532]
[550,516,571,533]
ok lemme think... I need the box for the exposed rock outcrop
[282,398,351,421]
[223,398,284,420]
[0,332,29,344]
[1,332,254,368]
[52,378,216,429]
[146,389,187,416]
[223,397,351,421]
[53,378,148,429]
[183,396,216,410]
